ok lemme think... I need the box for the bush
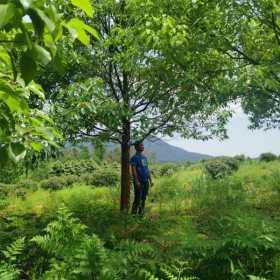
[0,183,10,198]
[49,160,98,176]
[16,179,39,191]
[151,163,180,178]
[259,153,278,162]
[81,168,119,187]
[40,177,67,190]
[0,162,24,184]
[63,175,81,186]
[204,157,239,179]
[40,175,82,190]
[159,163,180,176]
[234,154,246,162]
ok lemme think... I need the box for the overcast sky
[164,110,280,158]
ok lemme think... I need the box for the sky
[164,110,280,158]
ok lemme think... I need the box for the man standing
[130,141,152,215]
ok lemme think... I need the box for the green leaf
[35,110,54,125]
[28,81,45,100]
[33,44,52,66]
[0,80,14,94]
[71,0,94,18]
[8,143,26,163]
[0,145,9,167]
[67,19,98,45]
[0,81,28,113]
[0,91,28,113]
[30,142,44,151]
[36,8,56,33]
[20,51,37,84]
[0,48,11,66]
[83,23,99,39]
[0,3,16,28]
[28,8,45,38]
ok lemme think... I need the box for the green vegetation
[1,0,280,279]
[0,0,97,165]
[0,157,280,279]
[259,153,278,162]
[204,157,240,179]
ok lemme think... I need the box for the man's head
[134,140,144,153]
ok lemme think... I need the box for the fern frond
[138,269,160,280]
[0,238,25,280]
[248,276,268,280]
[2,238,25,263]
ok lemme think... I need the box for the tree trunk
[120,120,131,212]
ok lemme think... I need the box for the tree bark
[120,120,131,212]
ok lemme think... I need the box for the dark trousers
[132,181,149,215]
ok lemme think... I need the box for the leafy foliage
[204,157,239,179]
[0,0,97,164]
[49,159,98,176]
[40,176,74,190]
[0,162,24,184]
[0,238,25,280]
[259,153,278,162]
[32,205,108,279]
[1,160,280,279]
[81,168,119,187]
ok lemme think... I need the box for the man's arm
[132,165,141,189]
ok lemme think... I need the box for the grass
[1,160,280,279]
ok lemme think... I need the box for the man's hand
[135,180,141,189]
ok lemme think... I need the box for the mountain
[142,138,212,162]
[75,138,212,163]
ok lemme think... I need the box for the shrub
[63,175,81,186]
[0,183,10,198]
[16,179,39,191]
[40,177,67,190]
[49,159,98,176]
[29,162,51,180]
[159,163,180,176]
[81,168,119,187]
[0,163,24,184]
[150,163,180,178]
[204,157,239,179]
[234,154,246,162]
[40,175,82,190]
[259,153,277,162]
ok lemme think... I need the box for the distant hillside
[142,138,212,162]
[72,138,212,163]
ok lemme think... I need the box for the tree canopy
[40,0,239,210]
[0,0,97,166]
[206,0,280,129]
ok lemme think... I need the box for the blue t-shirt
[130,153,149,183]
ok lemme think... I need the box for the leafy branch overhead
[49,0,234,145]
[0,0,97,166]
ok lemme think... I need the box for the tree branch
[138,113,173,141]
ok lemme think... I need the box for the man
[130,140,153,215]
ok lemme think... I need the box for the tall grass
[1,160,280,279]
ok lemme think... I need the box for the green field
[1,159,280,279]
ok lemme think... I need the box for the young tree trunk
[120,120,131,212]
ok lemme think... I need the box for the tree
[236,1,280,130]
[93,141,106,163]
[0,0,97,167]
[205,0,280,130]
[43,0,235,211]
